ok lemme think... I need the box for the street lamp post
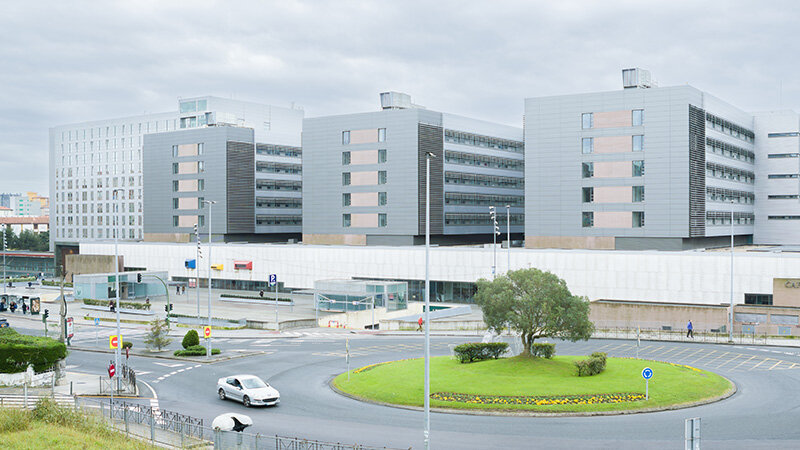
[729,200,734,343]
[203,200,216,359]
[2,227,6,295]
[506,204,511,273]
[489,206,500,278]
[112,188,124,393]
[194,223,200,323]
[424,151,435,450]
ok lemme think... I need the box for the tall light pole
[729,200,734,343]
[2,227,6,294]
[194,223,201,322]
[203,200,216,359]
[506,204,511,274]
[489,206,499,278]
[112,188,125,392]
[423,151,435,450]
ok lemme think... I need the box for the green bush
[453,342,509,363]
[122,341,133,349]
[0,328,67,373]
[42,280,73,288]
[530,343,556,358]
[82,298,150,310]
[182,329,200,349]
[574,351,607,377]
[174,345,221,357]
[32,397,84,427]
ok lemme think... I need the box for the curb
[69,346,266,364]
[328,369,737,418]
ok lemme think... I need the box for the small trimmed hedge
[174,345,221,357]
[574,352,607,377]
[83,298,150,310]
[530,343,556,358]
[453,342,509,363]
[42,280,73,288]
[0,328,67,373]
[182,329,200,349]
[220,293,293,302]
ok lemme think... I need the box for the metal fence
[593,327,770,345]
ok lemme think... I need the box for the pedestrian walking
[21,301,28,314]
[181,285,185,295]
[176,285,180,295]
[259,290,264,298]
[687,320,693,338]
[417,316,424,332]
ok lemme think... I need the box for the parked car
[217,375,280,407]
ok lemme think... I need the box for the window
[633,186,645,202]
[198,197,204,208]
[378,213,387,227]
[768,132,800,138]
[582,211,594,227]
[180,101,196,113]
[768,194,800,199]
[768,153,800,158]
[172,216,179,227]
[197,100,207,111]
[632,109,644,126]
[172,145,178,157]
[632,160,645,177]
[343,214,351,227]
[582,187,593,203]
[198,215,205,227]
[378,128,386,142]
[768,174,799,179]
[378,192,387,205]
[342,131,350,145]
[378,171,387,184]
[172,198,179,209]
[632,135,644,152]
[744,294,773,305]
[198,179,205,191]
[342,152,351,165]
[172,181,179,192]
[582,138,593,154]
[342,193,351,206]
[378,149,387,163]
[172,163,179,174]
[198,143,204,155]
[582,162,594,178]
[342,172,351,186]
[633,211,645,228]
[198,161,205,172]
[582,113,593,129]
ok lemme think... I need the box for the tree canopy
[474,268,594,356]
[2,226,49,252]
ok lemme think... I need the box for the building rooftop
[0,216,49,224]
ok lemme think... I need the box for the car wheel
[243,396,251,407]
[218,389,226,400]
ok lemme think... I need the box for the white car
[217,375,280,407]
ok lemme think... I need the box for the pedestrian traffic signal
[137,273,142,283]
[164,304,173,312]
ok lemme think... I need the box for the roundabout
[332,354,735,415]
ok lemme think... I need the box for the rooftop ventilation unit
[380,91,425,110]
[622,68,653,89]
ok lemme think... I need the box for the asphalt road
[43,327,799,450]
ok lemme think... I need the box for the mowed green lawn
[333,355,733,412]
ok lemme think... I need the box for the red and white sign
[108,363,116,378]
[66,317,74,338]
[203,326,211,338]
[109,335,119,349]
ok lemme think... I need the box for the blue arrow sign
[269,274,277,287]
[642,367,653,380]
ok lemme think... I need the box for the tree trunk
[519,332,532,357]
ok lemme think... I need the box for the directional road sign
[642,367,653,380]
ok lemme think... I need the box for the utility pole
[506,204,511,274]
[58,264,67,344]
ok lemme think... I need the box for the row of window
[706,162,755,184]
[444,172,524,189]
[444,213,524,226]
[256,215,302,226]
[172,179,205,191]
[256,180,302,192]
[56,213,140,226]
[172,197,206,210]
[582,161,645,178]
[57,200,141,215]
[172,215,205,227]
[58,148,142,166]
[768,174,800,179]
[706,187,755,204]
[581,186,644,203]
[256,144,302,158]
[768,194,800,200]
[767,132,800,138]
[179,100,208,114]
[768,215,800,220]
[179,114,212,129]
[706,137,754,163]
[256,197,302,208]
[582,211,645,228]
[582,110,644,129]
[342,192,388,206]
[172,161,205,174]
[342,129,386,144]
[171,144,205,157]
[444,193,524,207]
[342,150,387,165]
[581,135,643,154]
[56,228,140,240]
[706,211,755,225]
[342,213,388,227]
[256,162,302,175]
[342,171,387,186]
[768,153,800,158]
[444,130,524,154]
[444,150,524,171]
[61,121,174,142]
[705,112,755,143]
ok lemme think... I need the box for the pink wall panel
[594,186,632,203]
[350,150,378,165]
[350,129,378,144]
[178,215,198,227]
[351,171,378,186]
[177,197,198,209]
[351,192,378,206]
[177,179,198,192]
[594,161,631,178]
[594,136,631,154]
[594,110,632,128]
[351,213,378,228]
[177,144,198,157]
[594,211,632,228]
[178,162,198,174]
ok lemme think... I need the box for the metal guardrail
[593,327,771,345]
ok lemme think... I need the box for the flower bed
[430,391,646,406]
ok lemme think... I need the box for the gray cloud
[1,0,798,195]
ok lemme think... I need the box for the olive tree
[474,268,594,356]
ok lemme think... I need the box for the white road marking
[153,362,184,368]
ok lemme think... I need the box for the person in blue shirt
[687,320,694,338]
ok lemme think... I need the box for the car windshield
[241,378,267,389]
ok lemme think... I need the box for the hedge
[82,298,150,310]
[2,277,36,283]
[453,342,509,363]
[574,352,607,377]
[174,345,221,357]
[0,328,68,373]
[182,329,200,349]
[530,343,556,358]
[42,280,73,288]
[220,293,293,302]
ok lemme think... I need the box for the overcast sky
[1,0,798,196]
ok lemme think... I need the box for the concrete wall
[65,254,121,283]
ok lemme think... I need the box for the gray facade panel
[226,141,255,233]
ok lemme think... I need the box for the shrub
[0,328,67,373]
[0,407,31,433]
[453,342,509,363]
[574,351,608,377]
[530,343,556,358]
[174,345,221,357]
[82,298,150,310]
[182,329,200,349]
[32,397,84,427]
[144,318,172,351]
[122,341,133,349]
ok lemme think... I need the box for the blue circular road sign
[642,367,653,380]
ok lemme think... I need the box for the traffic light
[164,304,173,312]
[489,206,500,236]
[43,309,49,319]
[137,273,142,283]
